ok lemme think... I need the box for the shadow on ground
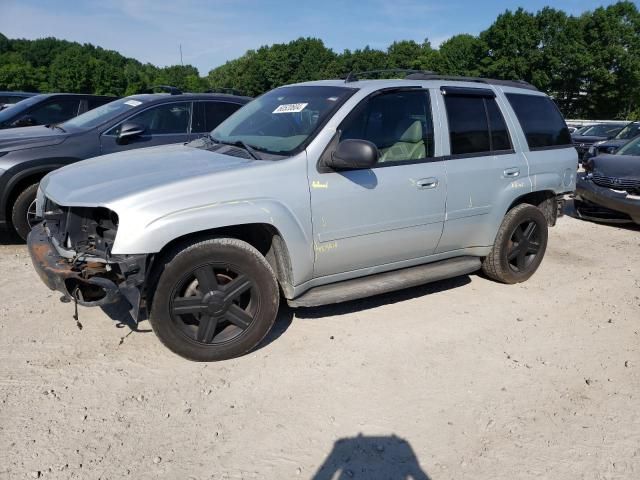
[312,434,431,480]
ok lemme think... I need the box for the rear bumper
[27,223,121,306]
[575,174,640,223]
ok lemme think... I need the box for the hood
[592,154,640,178]
[0,125,68,152]
[596,139,628,149]
[41,143,261,206]
[572,134,608,144]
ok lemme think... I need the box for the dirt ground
[0,202,639,480]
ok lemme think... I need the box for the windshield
[580,124,623,137]
[616,136,640,156]
[210,85,356,155]
[615,123,640,140]
[62,97,147,130]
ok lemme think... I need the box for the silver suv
[28,73,577,361]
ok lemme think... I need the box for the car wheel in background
[11,183,40,241]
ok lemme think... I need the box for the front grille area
[592,173,640,193]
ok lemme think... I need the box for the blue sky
[0,0,627,75]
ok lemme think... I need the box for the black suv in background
[582,121,640,163]
[0,91,37,110]
[0,91,251,239]
[0,93,115,129]
[572,122,627,160]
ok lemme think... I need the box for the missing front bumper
[28,223,122,307]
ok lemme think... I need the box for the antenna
[179,44,183,66]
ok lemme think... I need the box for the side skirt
[288,256,481,308]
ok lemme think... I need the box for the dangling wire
[72,287,83,330]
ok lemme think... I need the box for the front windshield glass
[615,123,640,140]
[581,124,623,137]
[62,97,147,130]
[211,85,356,155]
[616,136,640,156]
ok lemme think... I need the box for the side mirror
[12,115,36,127]
[325,139,379,170]
[117,122,145,144]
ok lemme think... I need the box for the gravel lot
[1,203,639,480]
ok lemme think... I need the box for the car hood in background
[592,154,640,178]
[572,135,608,144]
[41,144,261,206]
[594,139,629,150]
[0,125,68,152]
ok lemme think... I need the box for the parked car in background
[575,136,640,224]
[572,122,627,160]
[0,91,38,110]
[0,91,251,239]
[582,121,640,163]
[28,73,576,361]
[0,93,115,129]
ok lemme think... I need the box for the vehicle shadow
[294,274,472,320]
[565,198,640,232]
[312,434,431,480]
[0,230,22,245]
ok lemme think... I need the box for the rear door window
[443,94,512,155]
[29,98,80,125]
[506,93,571,149]
[192,101,243,133]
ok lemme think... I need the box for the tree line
[1,1,639,119]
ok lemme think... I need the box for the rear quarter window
[506,93,571,150]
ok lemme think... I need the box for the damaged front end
[27,199,150,322]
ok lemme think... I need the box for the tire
[11,183,40,241]
[148,237,280,361]
[482,204,548,284]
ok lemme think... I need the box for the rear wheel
[149,238,279,361]
[11,183,40,241]
[482,204,548,284]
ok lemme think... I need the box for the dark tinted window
[506,93,571,149]
[486,98,511,151]
[445,96,490,155]
[192,101,243,133]
[108,102,190,135]
[340,90,434,163]
[87,97,113,110]
[29,99,80,125]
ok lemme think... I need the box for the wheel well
[507,190,558,226]
[5,171,49,224]
[151,223,294,297]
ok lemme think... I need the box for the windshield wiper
[209,135,261,160]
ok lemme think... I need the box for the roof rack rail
[404,73,538,91]
[344,69,435,83]
[148,85,183,95]
[205,88,245,96]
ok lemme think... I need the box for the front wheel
[149,238,280,361]
[482,204,548,284]
[11,183,40,241]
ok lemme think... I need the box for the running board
[288,256,481,308]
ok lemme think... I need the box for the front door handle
[416,177,439,189]
[503,167,520,178]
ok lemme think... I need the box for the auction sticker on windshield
[273,103,308,114]
[124,100,142,107]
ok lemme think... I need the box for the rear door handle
[416,177,439,189]
[503,167,520,178]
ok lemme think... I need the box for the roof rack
[148,85,183,95]
[344,69,435,83]
[404,73,538,91]
[205,88,245,96]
